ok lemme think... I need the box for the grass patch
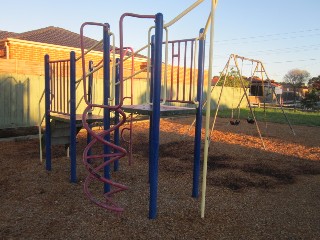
[212,108,320,127]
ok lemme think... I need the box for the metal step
[51,136,70,145]
[51,127,70,138]
[42,120,82,147]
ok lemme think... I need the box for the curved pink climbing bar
[80,22,128,213]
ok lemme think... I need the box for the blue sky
[1,0,319,80]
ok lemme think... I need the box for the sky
[1,0,319,81]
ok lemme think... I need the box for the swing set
[207,54,296,149]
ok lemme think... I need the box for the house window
[250,85,263,96]
[0,49,5,58]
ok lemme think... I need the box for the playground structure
[39,0,296,220]
[42,53,104,183]
[78,13,207,218]
[206,54,296,149]
[40,0,219,219]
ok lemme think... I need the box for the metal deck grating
[121,104,196,116]
[50,113,104,124]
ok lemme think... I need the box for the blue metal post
[192,29,205,198]
[87,60,93,157]
[114,58,120,171]
[149,13,163,219]
[70,51,77,183]
[103,24,111,193]
[44,54,51,171]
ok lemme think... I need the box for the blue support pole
[70,51,77,183]
[87,60,93,158]
[149,13,163,219]
[44,54,51,171]
[103,24,111,193]
[192,29,205,198]
[114,58,120,171]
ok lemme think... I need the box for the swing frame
[208,54,296,150]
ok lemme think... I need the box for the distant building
[280,83,308,103]
[0,26,147,76]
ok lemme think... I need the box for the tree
[216,67,249,88]
[283,69,310,107]
[300,89,319,110]
[308,75,320,90]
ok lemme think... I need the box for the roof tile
[0,26,146,58]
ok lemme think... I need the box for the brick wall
[2,40,149,80]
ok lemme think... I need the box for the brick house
[0,26,234,129]
[246,76,282,104]
[280,83,309,103]
[0,26,148,129]
[0,26,147,77]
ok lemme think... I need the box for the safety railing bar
[145,26,154,104]
[176,41,181,101]
[120,13,156,108]
[76,64,103,83]
[192,38,199,105]
[122,44,149,63]
[80,22,109,106]
[164,0,205,28]
[75,95,84,112]
[75,39,104,61]
[38,89,45,163]
[164,38,196,44]
[119,67,147,84]
[66,80,84,112]
[183,41,188,101]
[158,27,170,105]
[200,12,211,40]
[76,40,114,85]
[59,62,63,112]
[106,32,117,103]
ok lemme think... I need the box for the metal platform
[50,113,103,125]
[122,104,196,116]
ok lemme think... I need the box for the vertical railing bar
[50,63,53,112]
[56,62,58,112]
[170,42,174,100]
[63,61,66,113]
[52,63,56,112]
[176,42,181,101]
[45,54,52,171]
[55,62,58,112]
[189,40,194,101]
[183,41,187,101]
[70,52,77,183]
[59,62,63,113]
[67,61,70,114]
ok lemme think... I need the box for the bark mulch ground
[1,117,319,239]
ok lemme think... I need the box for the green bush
[301,89,319,110]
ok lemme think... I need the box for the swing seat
[230,119,240,126]
[247,117,255,124]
